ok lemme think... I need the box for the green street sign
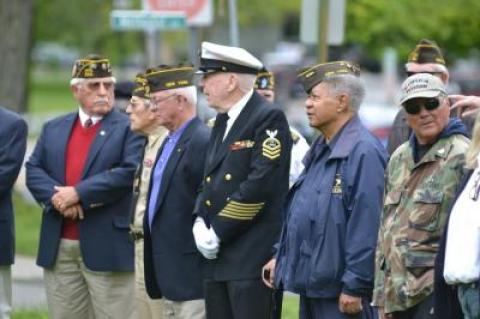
[110,10,187,31]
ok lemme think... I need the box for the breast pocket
[409,188,443,232]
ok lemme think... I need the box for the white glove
[192,217,220,259]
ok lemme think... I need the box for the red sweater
[61,118,100,239]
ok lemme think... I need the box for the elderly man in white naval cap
[192,41,292,318]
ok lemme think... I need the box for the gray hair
[70,77,117,86]
[168,85,197,107]
[236,73,257,93]
[323,74,365,112]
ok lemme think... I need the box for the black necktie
[211,113,229,157]
[84,118,93,128]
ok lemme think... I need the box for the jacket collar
[325,115,364,159]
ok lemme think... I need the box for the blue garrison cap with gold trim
[72,54,112,79]
[146,64,194,93]
[132,73,150,98]
[297,61,360,93]
[407,39,446,65]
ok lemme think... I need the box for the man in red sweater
[26,54,144,319]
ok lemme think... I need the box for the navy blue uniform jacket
[26,109,144,271]
[194,92,292,280]
[0,107,27,265]
[144,117,210,301]
[275,116,387,298]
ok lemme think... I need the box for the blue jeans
[458,284,480,319]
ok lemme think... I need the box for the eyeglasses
[470,171,480,201]
[151,94,177,106]
[406,71,443,77]
[85,81,114,91]
[403,98,442,115]
[128,97,150,109]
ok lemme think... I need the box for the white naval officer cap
[197,41,263,75]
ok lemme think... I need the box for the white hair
[323,74,366,112]
[168,85,197,107]
[236,73,257,93]
[70,77,117,86]
[405,62,449,78]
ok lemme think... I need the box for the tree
[346,0,480,62]
[0,0,34,113]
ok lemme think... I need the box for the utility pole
[318,0,329,62]
[228,0,239,46]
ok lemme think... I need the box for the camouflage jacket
[373,133,469,313]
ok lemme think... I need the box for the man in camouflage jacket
[373,74,470,318]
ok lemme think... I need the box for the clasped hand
[192,217,220,259]
[51,186,83,220]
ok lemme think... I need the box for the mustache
[93,99,109,106]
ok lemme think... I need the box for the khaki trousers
[0,266,11,319]
[135,240,164,319]
[44,239,135,319]
[163,299,206,319]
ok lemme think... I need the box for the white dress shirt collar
[224,89,254,139]
[78,107,103,127]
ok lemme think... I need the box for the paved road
[12,256,47,310]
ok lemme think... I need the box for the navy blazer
[0,107,27,265]
[144,117,210,301]
[26,109,144,271]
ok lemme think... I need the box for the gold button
[206,176,211,183]
[205,200,211,207]
[225,173,232,181]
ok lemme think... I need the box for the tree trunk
[0,0,33,113]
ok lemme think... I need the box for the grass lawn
[12,310,49,319]
[29,68,75,114]
[14,192,42,257]
[282,294,300,318]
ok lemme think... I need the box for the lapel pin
[100,130,106,136]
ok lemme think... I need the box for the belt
[129,229,144,241]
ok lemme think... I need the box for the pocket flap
[413,189,444,204]
[384,190,402,205]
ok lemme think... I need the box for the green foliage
[33,0,143,64]
[346,0,480,61]
[32,0,480,70]
[12,310,49,319]
[14,192,42,257]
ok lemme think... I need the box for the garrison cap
[146,64,194,93]
[399,73,446,105]
[297,61,360,93]
[407,39,446,65]
[72,54,113,79]
[132,73,150,98]
[198,41,263,75]
[255,68,275,90]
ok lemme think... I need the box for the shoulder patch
[262,129,281,160]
